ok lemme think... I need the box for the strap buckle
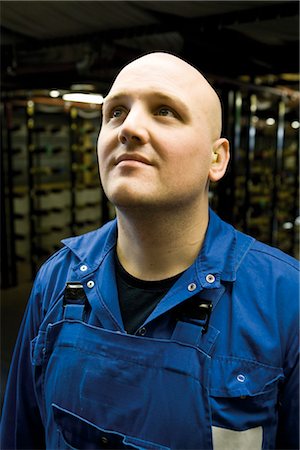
[63,282,89,320]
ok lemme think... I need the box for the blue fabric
[1,209,299,449]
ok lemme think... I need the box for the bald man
[1,52,299,450]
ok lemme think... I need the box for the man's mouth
[115,153,152,166]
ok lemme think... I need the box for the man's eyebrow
[103,90,190,115]
[103,93,127,106]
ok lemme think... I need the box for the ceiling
[1,1,299,94]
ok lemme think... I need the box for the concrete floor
[1,282,32,406]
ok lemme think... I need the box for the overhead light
[266,117,275,126]
[49,90,61,98]
[291,121,300,129]
[282,222,293,230]
[280,73,300,82]
[62,93,104,104]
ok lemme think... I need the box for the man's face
[97,53,225,212]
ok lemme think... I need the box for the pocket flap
[52,403,169,449]
[210,356,284,397]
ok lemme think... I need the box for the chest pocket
[53,404,169,450]
[209,356,284,449]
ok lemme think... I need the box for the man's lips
[115,153,152,166]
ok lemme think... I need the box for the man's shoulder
[248,238,299,272]
[235,232,300,295]
[32,219,117,312]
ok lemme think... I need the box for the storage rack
[211,82,299,257]
[1,86,299,288]
[1,96,113,287]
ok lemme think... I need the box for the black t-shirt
[115,253,182,334]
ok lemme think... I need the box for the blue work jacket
[1,209,299,449]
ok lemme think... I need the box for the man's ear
[208,138,230,182]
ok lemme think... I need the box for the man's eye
[104,106,126,121]
[156,107,176,118]
[111,108,124,118]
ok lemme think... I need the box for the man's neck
[115,205,209,281]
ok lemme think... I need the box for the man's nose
[118,108,149,145]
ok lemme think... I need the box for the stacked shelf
[1,97,114,286]
[212,87,299,258]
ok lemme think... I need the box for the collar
[197,208,237,285]
[61,220,118,275]
[61,209,254,283]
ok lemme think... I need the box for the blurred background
[1,1,299,400]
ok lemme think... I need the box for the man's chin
[111,196,151,209]
[107,191,165,213]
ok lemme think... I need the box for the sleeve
[0,274,46,449]
[275,272,299,450]
[276,328,299,449]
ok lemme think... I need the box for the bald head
[107,52,223,139]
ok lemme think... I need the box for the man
[1,52,299,449]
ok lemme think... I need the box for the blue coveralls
[1,210,299,449]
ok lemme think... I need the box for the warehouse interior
[1,1,299,400]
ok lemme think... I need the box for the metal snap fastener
[237,374,246,383]
[80,264,88,272]
[206,274,215,284]
[87,280,95,288]
[139,327,146,336]
[188,282,197,292]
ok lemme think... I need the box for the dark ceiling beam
[1,2,298,90]
[182,27,299,76]
[1,1,298,51]
[142,1,299,34]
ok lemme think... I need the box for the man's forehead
[105,88,181,102]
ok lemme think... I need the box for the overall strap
[171,287,224,352]
[63,282,89,321]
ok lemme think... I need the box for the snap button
[138,327,146,336]
[205,274,215,284]
[87,280,95,288]
[188,282,197,292]
[237,374,246,383]
[80,264,88,272]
